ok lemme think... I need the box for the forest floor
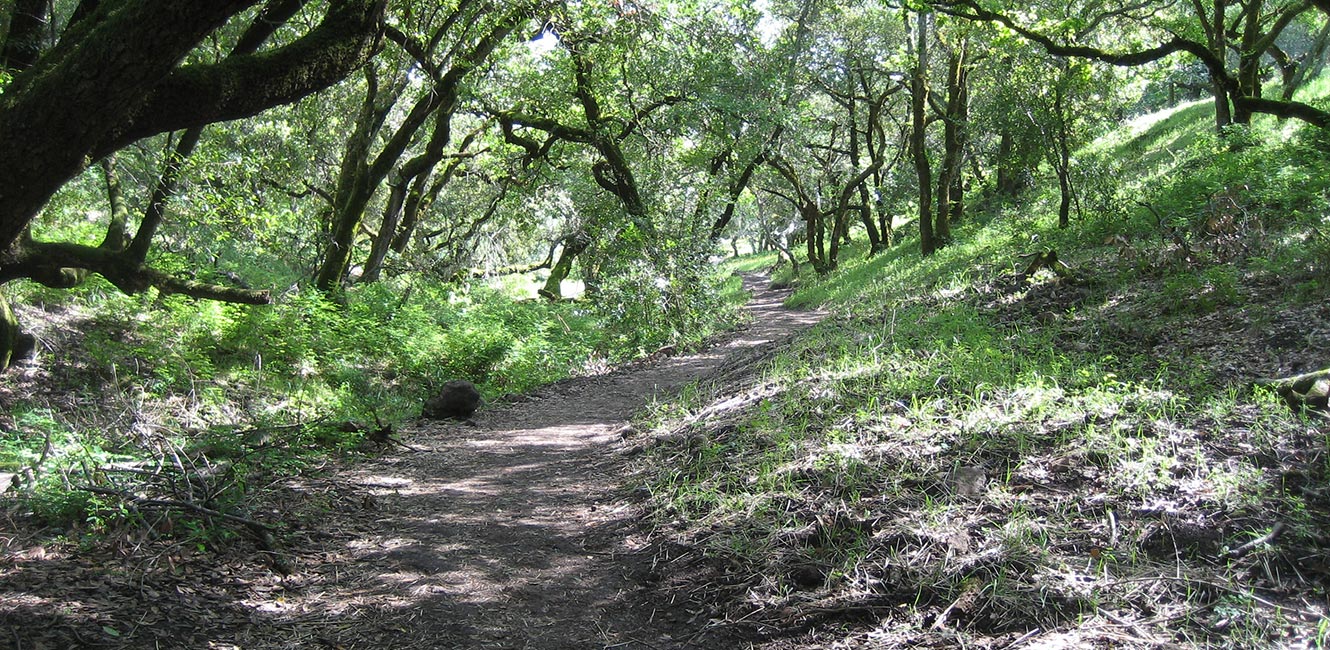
[1,272,824,650]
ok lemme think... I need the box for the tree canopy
[2,0,1329,369]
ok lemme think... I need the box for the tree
[932,26,972,240]
[931,0,1330,130]
[311,1,534,292]
[910,9,942,255]
[0,0,387,371]
[488,2,684,299]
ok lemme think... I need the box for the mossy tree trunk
[0,1,385,346]
[0,0,386,256]
[1258,368,1330,414]
[935,41,969,241]
[539,232,591,301]
[0,289,16,372]
[313,9,524,292]
[910,10,938,257]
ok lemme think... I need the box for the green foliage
[4,408,125,529]
[593,251,737,355]
[721,250,779,274]
[1160,266,1240,315]
[637,70,1330,647]
[4,254,747,533]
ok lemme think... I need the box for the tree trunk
[847,88,883,254]
[876,187,892,247]
[949,168,965,225]
[935,44,967,244]
[1211,0,1233,131]
[708,153,764,242]
[1286,22,1330,101]
[950,56,970,224]
[539,233,590,301]
[1057,164,1073,229]
[0,0,49,73]
[827,206,848,270]
[314,12,520,292]
[1054,74,1073,229]
[910,11,937,256]
[0,289,17,372]
[996,130,1020,197]
[804,203,827,273]
[1232,0,1265,125]
[314,66,386,292]
[360,176,409,283]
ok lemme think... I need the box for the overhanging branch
[930,0,1330,128]
[1,239,270,305]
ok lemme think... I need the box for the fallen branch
[1256,367,1330,415]
[79,484,278,558]
[1221,522,1287,560]
[1,238,269,304]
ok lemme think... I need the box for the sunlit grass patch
[636,116,1330,642]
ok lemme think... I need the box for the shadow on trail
[0,272,826,650]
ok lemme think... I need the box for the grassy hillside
[636,94,1330,646]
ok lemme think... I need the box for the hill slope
[635,94,1330,648]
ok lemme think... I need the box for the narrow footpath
[287,272,825,649]
[2,272,825,650]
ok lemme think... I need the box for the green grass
[637,84,1330,647]
[722,250,780,273]
[2,259,749,537]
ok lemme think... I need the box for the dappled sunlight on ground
[0,272,824,649]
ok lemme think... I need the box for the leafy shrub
[593,250,735,356]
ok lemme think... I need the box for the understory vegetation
[0,267,744,543]
[635,96,1330,648]
[4,1,1330,647]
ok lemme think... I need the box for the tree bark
[1284,21,1330,101]
[846,79,883,254]
[707,152,766,242]
[313,9,521,291]
[1233,0,1263,125]
[911,11,937,256]
[539,232,591,300]
[1210,0,1234,129]
[1257,367,1330,414]
[1053,65,1074,229]
[0,0,48,73]
[0,0,386,257]
[996,129,1021,197]
[935,43,967,243]
[0,289,17,372]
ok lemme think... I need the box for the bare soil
[0,273,824,649]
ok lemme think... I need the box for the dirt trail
[255,272,823,649]
[287,272,823,649]
[0,272,824,649]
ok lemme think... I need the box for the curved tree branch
[931,0,1330,128]
[1,239,270,304]
[0,0,388,255]
[104,0,388,153]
